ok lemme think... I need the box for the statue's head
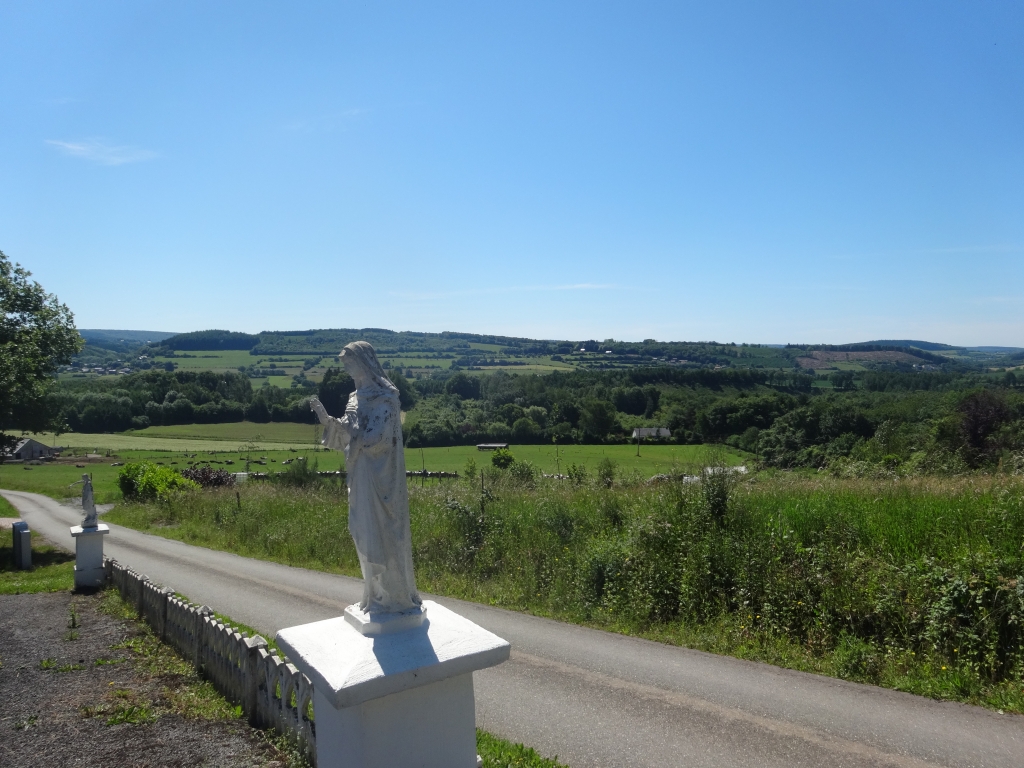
[340,342,397,393]
[82,473,90,484]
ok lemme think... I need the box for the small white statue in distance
[309,341,422,619]
[81,474,98,528]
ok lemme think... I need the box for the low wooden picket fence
[105,558,317,764]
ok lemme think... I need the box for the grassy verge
[0,540,75,594]
[0,493,18,516]
[106,473,1024,715]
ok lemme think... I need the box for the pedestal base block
[277,599,510,768]
[70,524,109,589]
[313,673,477,768]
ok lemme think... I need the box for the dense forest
[401,367,1024,474]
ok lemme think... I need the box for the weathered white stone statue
[279,341,510,768]
[309,341,421,623]
[81,473,98,528]
[70,473,109,589]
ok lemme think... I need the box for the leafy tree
[318,367,356,416]
[389,370,417,410]
[579,399,618,440]
[444,372,481,400]
[511,417,539,440]
[0,251,82,451]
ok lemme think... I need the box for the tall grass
[106,472,1024,712]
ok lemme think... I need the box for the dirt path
[0,590,289,768]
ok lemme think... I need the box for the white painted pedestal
[70,524,110,589]
[277,600,510,768]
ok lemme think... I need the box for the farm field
[24,429,316,452]
[405,443,747,475]
[0,448,332,502]
[129,422,321,444]
[0,439,746,503]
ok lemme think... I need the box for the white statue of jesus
[81,474,98,528]
[310,341,421,617]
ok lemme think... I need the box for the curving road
[5,488,1023,768]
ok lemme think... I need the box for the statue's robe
[82,479,98,528]
[322,385,421,614]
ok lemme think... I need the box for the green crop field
[23,429,317,452]
[130,422,322,444]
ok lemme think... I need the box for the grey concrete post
[12,522,30,570]
[244,636,269,727]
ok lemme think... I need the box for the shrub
[567,463,588,486]
[491,448,515,469]
[597,458,616,488]
[508,460,537,487]
[274,457,321,488]
[118,462,198,502]
[179,465,235,488]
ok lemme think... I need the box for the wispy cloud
[389,283,616,301]
[46,139,158,166]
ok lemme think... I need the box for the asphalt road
[5,488,1023,768]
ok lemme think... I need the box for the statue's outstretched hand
[309,397,329,423]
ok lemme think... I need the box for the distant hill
[79,329,178,345]
[967,346,1024,354]
[858,340,961,351]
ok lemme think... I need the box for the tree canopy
[0,251,82,450]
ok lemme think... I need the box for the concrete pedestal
[277,600,510,768]
[70,524,109,588]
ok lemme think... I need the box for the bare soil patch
[0,591,289,768]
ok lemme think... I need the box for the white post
[70,524,110,588]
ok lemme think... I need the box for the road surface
[5,488,1022,768]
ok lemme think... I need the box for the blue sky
[2,2,1021,345]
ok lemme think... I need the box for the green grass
[24,430,318,452]
[106,474,1024,715]
[1,442,745,504]
[129,421,322,444]
[0,539,75,593]
[0,494,17,517]
[478,731,567,767]
[417,443,747,475]
[1,461,126,502]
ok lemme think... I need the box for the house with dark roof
[3,438,56,462]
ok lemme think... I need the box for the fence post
[157,588,171,641]
[244,635,269,726]
[193,605,210,670]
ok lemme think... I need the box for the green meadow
[1,431,746,503]
[105,473,1024,714]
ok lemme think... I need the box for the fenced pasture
[403,443,747,475]
[3,431,746,505]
